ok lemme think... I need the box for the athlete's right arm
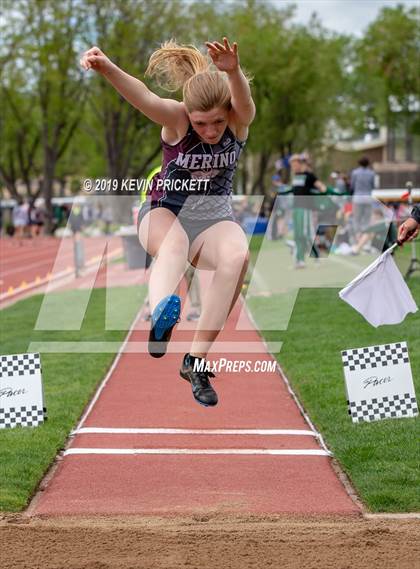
[80,46,184,129]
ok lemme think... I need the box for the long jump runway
[30,284,360,516]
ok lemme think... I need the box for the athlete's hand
[398,217,420,245]
[80,46,113,75]
[205,37,239,74]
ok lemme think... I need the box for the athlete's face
[189,107,229,144]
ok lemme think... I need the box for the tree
[201,0,348,193]
[80,0,192,186]
[1,0,90,231]
[0,1,42,199]
[0,79,41,199]
[353,5,420,158]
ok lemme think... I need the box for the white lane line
[73,427,317,436]
[275,360,331,455]
[243,300,331,455]
[73,304,146,431]
[64,448,330,456]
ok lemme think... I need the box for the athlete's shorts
[137,201,238,245]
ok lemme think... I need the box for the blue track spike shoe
[148,295,181,358]
[180,353,218,407]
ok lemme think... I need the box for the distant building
[330,126,420,188]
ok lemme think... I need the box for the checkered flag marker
[0,353,46,429]
[341,342,418,423]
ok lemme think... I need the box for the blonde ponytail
[145,40,232,113]
[145,40,209,92]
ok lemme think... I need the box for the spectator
[331,171,350,194]
[184,264,202,321]
[232,196,249,226]
[268,167,290,240]
[53,203,65,231]
[69,204,84,235]
[351,156,376,234]
[82,203,94,225]
[351,208,396,255]
[334,200,355,249]
[28,198,44,238]
[102,205,113,235]
[12,197,29,242]
[289,154,326,268]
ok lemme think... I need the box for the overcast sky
[274,0,419,36]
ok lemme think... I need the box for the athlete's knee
[234,249,250,274]
[218,247,249,275]
[158,232,189,259]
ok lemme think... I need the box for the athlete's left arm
[206,38,256,127]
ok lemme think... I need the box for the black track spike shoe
[180,353,218,407]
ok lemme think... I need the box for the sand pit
[1,513,419,569]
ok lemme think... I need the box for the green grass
[0,286,146,511]
[247,235,420,512]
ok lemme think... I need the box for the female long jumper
[80,38,255,407]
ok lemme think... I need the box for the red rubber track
[31,283,360,517]
[0,236,121,295]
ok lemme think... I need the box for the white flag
[339,244,418,327]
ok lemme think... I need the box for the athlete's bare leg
[138,208,189,312]
[187,220,249,358]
